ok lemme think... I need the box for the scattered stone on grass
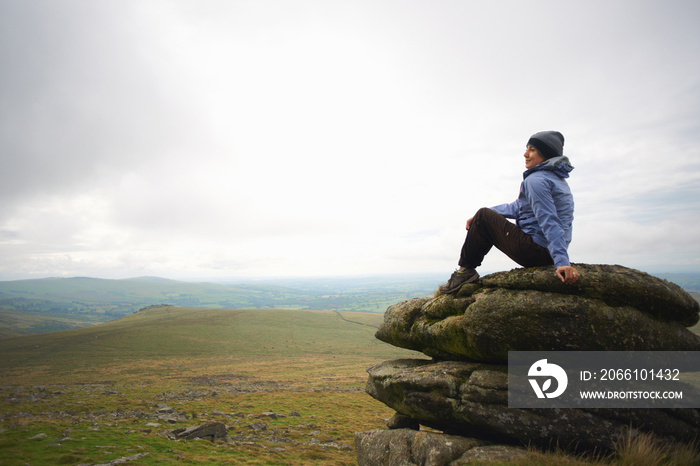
[94,452,149,465]
[168,422,229,442]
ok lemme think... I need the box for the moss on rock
[376,264,700,363]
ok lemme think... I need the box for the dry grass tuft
[611,430,700,466]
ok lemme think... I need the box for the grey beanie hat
[527,131,565,160]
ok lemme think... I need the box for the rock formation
[356,264,700,464]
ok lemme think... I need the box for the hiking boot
[438,268,479,294]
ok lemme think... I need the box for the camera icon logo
[528,359,568,399]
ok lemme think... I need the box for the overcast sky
[1,0,699,281]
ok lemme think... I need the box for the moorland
[0,306,424,465]
[0,273,698,465]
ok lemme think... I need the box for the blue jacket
[491,156,574,268]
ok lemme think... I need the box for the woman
[439,130,578,294]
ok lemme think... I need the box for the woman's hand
[466,216,474,230]
[556,265,579,284]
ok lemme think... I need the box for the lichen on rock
[364,358,700,452]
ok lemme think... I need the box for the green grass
[1,306,698,465]
[0,309,88,338]
[0,307,407,382]
[0,306,422,464]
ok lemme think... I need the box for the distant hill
[127,276,181,283]
[655,273,700,291]
[0,275,443,337]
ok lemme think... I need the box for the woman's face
[524,145,545,169]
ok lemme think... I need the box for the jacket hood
[524,155,574,179]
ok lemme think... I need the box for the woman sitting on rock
[440,131,579,294]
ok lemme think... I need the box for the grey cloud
[1,0,700,279]
[0,1,209,211]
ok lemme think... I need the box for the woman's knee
[473,207,490,218]
[473,207,498,223]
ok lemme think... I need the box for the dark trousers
[459,207,554,269]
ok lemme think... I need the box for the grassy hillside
[0,309,87,338]
[0,306,416,384]
[0,306,425,465]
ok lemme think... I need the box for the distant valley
[0,274,444,337]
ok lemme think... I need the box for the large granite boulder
[358,265,700,464]
[356,264,700,465]
[365,359,700,452]
[376,265,700,362]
